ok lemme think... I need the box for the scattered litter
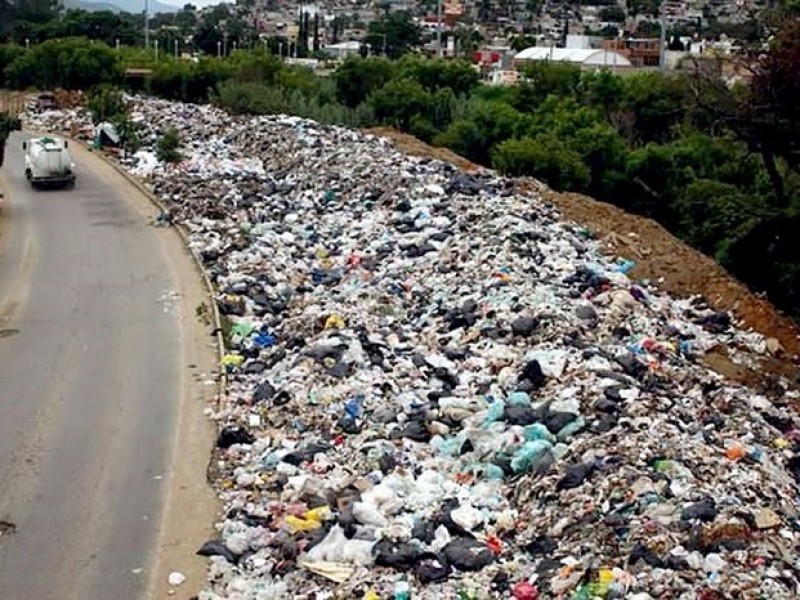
[24,98,800,599]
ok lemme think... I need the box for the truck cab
[23,136,76,189]
[35,92,58,113]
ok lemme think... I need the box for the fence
[0,94,26,117]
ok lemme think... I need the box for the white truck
[23,136,76,189]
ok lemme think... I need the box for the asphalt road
[0,132,182,600]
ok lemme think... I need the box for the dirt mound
[365,126,800,391]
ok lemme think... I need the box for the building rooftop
[514,46,633,66]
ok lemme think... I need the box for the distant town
[0,0,765,85]
[143,0,772,82]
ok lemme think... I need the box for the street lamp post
[436,0,443,58]
[174,39,179,57]
[659,0,667,71]
[217,40,222,57]
[144,0,149,50]
[155,39,159,62]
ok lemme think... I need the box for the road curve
[0,132,191,600]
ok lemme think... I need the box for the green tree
[368,78,432,130]
[1,0,58,38]
[619,71,689,144]
[510,34,538,52]
[492,134,591,190]
[37,10,138,46]
[512,61,582,111]
[396,55,480,95]
[580,69,624,113]
[0,44,26,88]
[86,85,129,124]
[634,20,661,37]
[599,5,626,21]
[365,11,421,59]
[674,178,767,256]
[4,37,122,90]
[626,0,659,17]
[334,56,396,108]
[114,116,141,155]
[156,128,182,163]
[434,99,525,164]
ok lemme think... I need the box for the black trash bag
[252,381,276,403]
[519,360,546,389]
[629,541,663,567]
[525,535,557,556]
[680,498,718,522]
[543,411,577,434]
[414,552,451,584]
[281,441,332,465]
[698,312,731,333]
[196,539,238,564]
[401,420,431,442]
[411,520,437,544]
[511,316,539,337]
[433,498,469,537]
[787,454,800,482]
[442,537,494,571]
[504,405,542,426]
[272,390,291,406]
[556,463,594,490]
[575,305,598,321]
[373,540,420,570]
[217,425,255,449]
[615,353,647,379]
[337,415,362,434]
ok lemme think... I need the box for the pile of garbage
[24,98,800,599]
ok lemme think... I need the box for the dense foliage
[1,20,799,317]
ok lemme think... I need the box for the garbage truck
[22,136,76,189]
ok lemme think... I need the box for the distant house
[602,38,661,68]
[514,47,633,69]
[323,40,362,60]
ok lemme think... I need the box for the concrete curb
[66,134,228,405]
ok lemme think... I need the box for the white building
[514,47,633,69]
[323,40,362,60]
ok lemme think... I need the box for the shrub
[155,128,182,163]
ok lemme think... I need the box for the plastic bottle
[394,580,410,600]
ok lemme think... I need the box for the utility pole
[144,0,149,50]
[659,0,667,71]
[437,0,443,58]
